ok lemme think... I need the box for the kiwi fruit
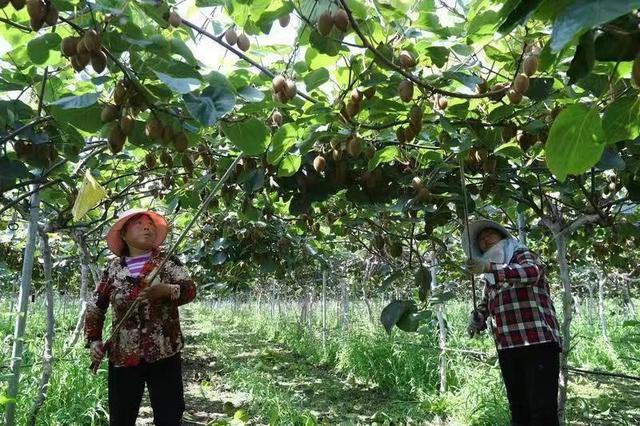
[507,89,522,104]
[108,125,126,154]
[168,11,181,27]
[284,79,297,100]
[404,125,416,142]
[60,37,79,56]
[317,10,333,36]
[30,14,44,31]
[333,8,348,32]
[351,88,363,103]
[236,33,250,52]
[44,4,58,26]
[145,153,157,169]
[26,0,45,23]
[120,115,134,135]
[90,51,107,73]
[113,81,128,105]
[399,50,416,68]
[313,155,326,173]
[345,100,360,118]
[437,96,448,110]
[411,176,423,191]
[76,52,90,68]
[161,124,174,145]
[398,79,414,102]
[513,73,530,94]
[10,0,25,9]
[272,91,286,103]
[70,56,84,72]
[225,28,238,45]
[144,119,162,139]
[332,148,343,161]
[83,29,101,53]
[181,155,194,172]
[346,137,363,157]
[101,104,119,122]
[409,105,423,126]
[270,110,283,127]
[272,75,286,93]
[488,83,508,101]
[279,13,290,27]
[173,132,188,152]
[160,150,172,166]
[363,86,376,99]
[482,157,497,174]
[516,131,536,152]
[476,78,488,94]
[396,126,406,144]
[501,123,517,142]
[523,55,539,76]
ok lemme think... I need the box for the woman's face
[121,214,157,252]
[477,228,504,253]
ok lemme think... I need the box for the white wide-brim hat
[461,219,512,259]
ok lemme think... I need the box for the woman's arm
[84,267,112,347]
[488,249,542,287]
[166,257,196,306]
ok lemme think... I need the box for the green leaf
[51,105,103,133]
[153,70,201,94]
[221,118,269,156]
[237,86,265,103]
[0,157,30,186]
[183,85,236,126]
[368,146,400,171]
[267,124,298,164]
[551,0,640,52]
[27,33,62,65]
[596,147,625,170]
[545,104,605,181]
[567,30,595,85]
[602,97,640,144]
[380,300,416,334]
[277,154,301,177]
[303,68,329,91]
[50,93,100,109]
[526,78,555,101]
[498,0,544,34]
[170,38,198,65]
[426,46,449,68]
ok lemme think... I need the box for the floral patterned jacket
[84,248,196,367]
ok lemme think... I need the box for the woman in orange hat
[84,208,196,426]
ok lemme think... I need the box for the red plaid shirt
[477,249,561,351]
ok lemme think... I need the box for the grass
[0,295,638,425]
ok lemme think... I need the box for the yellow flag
[72,170,108,221]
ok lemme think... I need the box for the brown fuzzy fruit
[70,56,84,72]
[313,155,326,173]
[317,10,333,36]
[30,15,44,31]
[168,11,181,27]
[83,29,101,53]
[332,148,342,161]
[91,51,107,73]
[76,38,90,56]
[160,151,172,166]
[516,131,536,152]
[437,96,448,110]
[482,157,497,174]
[284,79,297,100]
[507,89,522,104]
[399,50,416,68]
[411,176,424,191]
[173,132,188,152]
[225,28,238,45]
[114,81,128,105]
[0,0,10,7]
[26,0,45,22]
[145,153,157,169]
[10,0,25,9]
[44,5,58,26]
[236,33,250,52]
[345,100,360,118]
[476,78,488,94]
[108,125,126,154]
[272,91,286,103]
[346,137,363,157]
[351,88,363,103]
[76,52,90,68]
[272,74,286,93]
[363,86,376,99]
[409,105,423,127]
[488,83,508,101]
[523,55,539,77]
[501,123,517,142]
[396,126,406,144]
[333,8,348,32]
[120,115,134,135]
[145,119,162,139]
[513,73,530,94]
[101,104,119,122]
[181,155,194,172]
[60,37,79,56]
[279,13,290,27]
[398,79,413,102]
[404,125,416,142]
[270,110,283,127]
[633,57,640,87]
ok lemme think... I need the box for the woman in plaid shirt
[464,219,561,426]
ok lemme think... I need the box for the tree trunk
[586,283,595,324]
[596,269,610,344]
[27,230,55,426]
[65,239,91,351]
[431,252,447,394]
[517,211,527,245]
[340,278,349,329]
[553,229,571,426]
[5,188,40,426]
[322,271,327,351]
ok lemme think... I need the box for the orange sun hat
[106,208,169,256]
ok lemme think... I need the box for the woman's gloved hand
[467,310,487,338]
[90,340,105,364]
[466,258,490,274]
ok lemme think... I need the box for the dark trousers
[498,342,560,426]
[108,352,185,426]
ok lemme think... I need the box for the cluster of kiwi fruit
[466,147,497,174]
[143,116,190,153]
[271,74,298,104]
[100,79,148,153]
[317,8,349,35]
[410,176,431,202]
[13,139,58,166]
[507,53,539,104]
[60,29,107,74]
[340,87,375,121]
[396,104,423,144]
[224,27,250,52]
[267,110,283,127]
[0,0,58,30]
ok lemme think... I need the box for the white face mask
[481,238,507,264]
